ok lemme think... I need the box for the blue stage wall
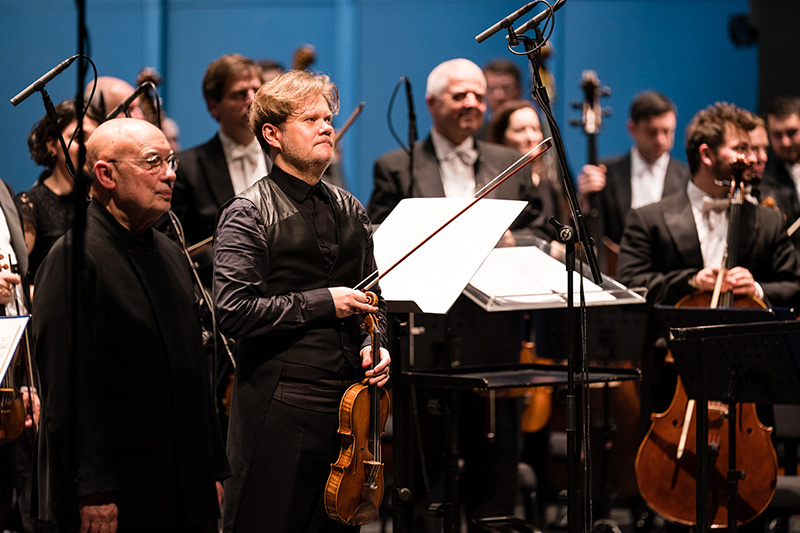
[0,0,756,205]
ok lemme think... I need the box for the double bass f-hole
[325,291,391,526]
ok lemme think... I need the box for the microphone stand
[483,7,602,533]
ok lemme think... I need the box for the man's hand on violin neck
[329,287,378,318]
[361,346,391,387]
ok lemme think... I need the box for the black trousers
[236,391,359,533]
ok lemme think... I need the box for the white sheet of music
[372,197,526,314]
[467,246,616,304]
[0,315,29,381]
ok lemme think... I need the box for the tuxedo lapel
[662,191,703,266]
[414,137,446,198]
[663,158,689,197]
[202,135,236,207]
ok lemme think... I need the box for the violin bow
[355,137,553,292]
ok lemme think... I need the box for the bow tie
[230,144,261,165]
[445,147,479,166]
[701,196,730,214]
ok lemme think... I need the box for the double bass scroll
[571,70,614,273]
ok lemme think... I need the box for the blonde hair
[250,70,339,152]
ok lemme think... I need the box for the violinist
[214,69,390,533]
[0,175,39,533]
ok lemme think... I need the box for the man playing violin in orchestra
[32,118,230,532]
[616,102,800,309]
[213,69,390,532]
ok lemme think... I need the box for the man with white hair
[367,58,539,530]
[368,57,547,244]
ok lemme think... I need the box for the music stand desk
[403,362,641,390]
[667,317,800,533]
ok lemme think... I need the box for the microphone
[104,82,149,121]
[514,0,567,36]
[404,77,418,148]
[475,1,539,43]
[10,55,79,106]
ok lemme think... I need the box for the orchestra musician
[578,91,690,250]
[213,69,390,532]
[0,174,39,533]
[616,102,800,433]
[170,53,267,287]
[616,102,800,310]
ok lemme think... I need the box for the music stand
[661,308,800,533]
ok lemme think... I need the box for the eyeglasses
[107,153,179,173]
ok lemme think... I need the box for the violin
[634,156,777,527]
[0,261,36,444]
[324,291,391,525]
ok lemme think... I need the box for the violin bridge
[362,460,382,491]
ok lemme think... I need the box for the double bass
[572,70,615,274]
[634,156,778,527]
[325,291,391,525]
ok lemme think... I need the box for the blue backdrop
[0,0,756,205]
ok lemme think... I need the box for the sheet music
[467,246,616,305]
[0,316,29,382]
[373,197,526,314]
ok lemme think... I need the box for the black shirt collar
[270,164,323,204]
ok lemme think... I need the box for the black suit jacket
[171,134,268,283]
[598,153,690,245]
[761,152,800,243]
[616,189,800,309]
[368,135,550,239]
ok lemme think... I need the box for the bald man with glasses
[32,118,230,532]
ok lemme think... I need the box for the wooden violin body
[0,386,25,444]
[324,380,390,525]
[325,291,391,526]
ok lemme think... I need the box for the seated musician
[616,102,800,533]
[616,102,800,311]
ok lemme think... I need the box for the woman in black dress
[17,101,102,287]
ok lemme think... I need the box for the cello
[634,156,778,527]
[325,291,391,525]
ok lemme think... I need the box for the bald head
[88,118,176,234]
[87,117,168,172]
[86,76,145,120]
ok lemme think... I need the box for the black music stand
[660,309,800,533]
